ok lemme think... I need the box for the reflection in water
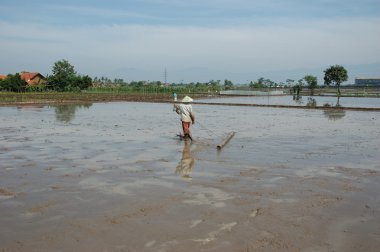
[292,95,303,105]
[323,102,346,120]
[323,109,346,120]
[306,97,317,107]
[17,105,44,110]
[53,103,92,123]
[175,141,194,181]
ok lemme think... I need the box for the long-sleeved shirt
[174,103,193,122]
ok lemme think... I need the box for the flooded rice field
[1,101,380,252]
[197,95,380,108]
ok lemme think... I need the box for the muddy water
[1,102,380,252]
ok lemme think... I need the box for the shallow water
[197,95,380,108]
[1,102,380,251]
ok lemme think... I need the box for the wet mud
[1,102,380,252]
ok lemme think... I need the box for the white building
[355,77,380,86]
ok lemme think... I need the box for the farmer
[173,96,195,140]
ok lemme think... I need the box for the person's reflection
[175,141,195,181]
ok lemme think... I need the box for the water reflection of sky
[1,102,379,173]
[197,95,380,108]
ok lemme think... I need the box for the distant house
[0,72,46,85]
[20,72,46,85]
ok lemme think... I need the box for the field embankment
[0,92,184,106]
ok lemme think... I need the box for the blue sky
[1,0,380,84]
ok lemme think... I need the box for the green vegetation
[323,65,348,97]
[2,59,379,102]
[0,73,27,92]
[47,59,92,91]
[304,75,318,95]
[87,80,223,94]
[224,79,234,90]
[249,77,277,88]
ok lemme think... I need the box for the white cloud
[0,16,379,82]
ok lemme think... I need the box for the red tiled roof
[20,72,46,85]
[0,74,6,80]
[20,72,41,81]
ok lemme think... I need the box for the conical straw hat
[182,96,193,103]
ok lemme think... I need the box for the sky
[1,0,380,84]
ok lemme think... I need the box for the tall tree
[48,59,77,91]
[323,65,348,97]
[224,79,233,90]
[52,59,76,77]
[304,75,318,95]
[257,77,265,86]
[48,59,92,91]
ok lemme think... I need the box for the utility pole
[164,68,168,86]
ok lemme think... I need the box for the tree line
[0,60,92,92]
[0,59,348,96]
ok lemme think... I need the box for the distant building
[355,77,380,87]
[0,74,6,80]
[20,72,46,85]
